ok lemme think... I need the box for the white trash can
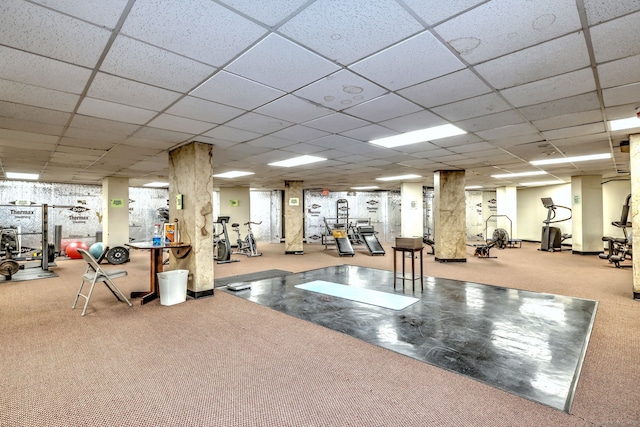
[157,270,188,306]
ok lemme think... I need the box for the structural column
[496,186,517,239]
[630,134,640,299]
[284,180,304,255]
[401,182,424,237]
[169,142,214,299]
[433,170,466,262]
[101,177,129,247]
[571,175,603,255]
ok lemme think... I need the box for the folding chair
[73,248,132,316]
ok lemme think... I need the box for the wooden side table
[392,246,424,291]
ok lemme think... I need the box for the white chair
[73,248,132,316]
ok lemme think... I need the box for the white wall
[517,184,572,241]
[602,180,631,238]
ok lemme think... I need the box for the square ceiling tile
[0,101,71,126]
[398,69,491,108]
[403,0,486,25]
[69,115,140,136]
[518,92,601,121]
[304,113,369,133]
[30,0,129,28]
[475,33,590,90]
[431,93,512,122]
[100,36,216,93]
[590,11,640,63]
[379,110,447,132]
[500,68,596,107]
[87,73,181,111]
[217,0,310,26]
[457,110,525,133]
[340,124,396,142]
[255,95,334,123]
[603,82,640,107]
[279,0,424,65]
[342,93,422,122]
[270,125,330,142]
[598,54,640,89]
[121,0,266,66]
[77,97,157,125]
[349,31,464,90]
[532,110,603,131]
[476,123,540,140]
[0,117,65,136]
[203,125,261,143]
[0,46,91,94]
[165,96,244,124]
[246,136,297,149]
[226,34,339,92]
[0,79,79,112]
[434,0,582,63]
[584,0,640,25]
[191,71,285,110]
[148,114,215,134]
[294,69,387,111]
[542,122,606,140]
[281,143,328,155]
[224,112,293,134]
[131,126,196,143]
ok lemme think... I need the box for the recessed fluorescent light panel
[530,153,611,166]
[213,171,255,178]
[609,117,640,131]
[6,172,39,180]
[376,174,422,181]
[351,186,379,190]
[491,171,547,179]
[144,182,169,187]
[268,155,326,167]
[465,186,482,189]
[369,124,466,148]
[519,180,565,187]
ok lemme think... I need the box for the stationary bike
[214,216,238,264]
[231,221,262,257]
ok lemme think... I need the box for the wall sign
[289,197,300,206]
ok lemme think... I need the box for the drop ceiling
[0,0,639,190]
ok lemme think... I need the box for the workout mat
[214,269,292,288]
[295,280,418,310]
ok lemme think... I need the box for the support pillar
[630,134,640,299]
[571,175,603,255]
[401,182,424,238]
[284,180,304,254]
[433,170,466,262]
[496,186,517,238]
[169,142,214,299]
[101,177,129,247]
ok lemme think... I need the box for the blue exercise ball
[89,242,103,259]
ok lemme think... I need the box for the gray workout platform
[223,265,596,413]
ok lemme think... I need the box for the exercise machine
[540,198,572,252]
[485,215,521,248]
[214,216,237,264]
[357,225,385,256]
[323,217,354,257]
[232,221,262,257]
[472,228,509,258]
[599,194,632,268]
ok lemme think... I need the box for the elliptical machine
[540,197,572,252]
[231,221,262,257]
[214,216,238,264]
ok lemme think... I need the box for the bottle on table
[152,224,162,246]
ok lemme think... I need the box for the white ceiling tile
[518,92,601,121]
[398,69,491,108]
[217,0,310,26]
[489,134,545,148]
[500,68,596,107]
[349,31,464,90]
[342,94,422,122]
[191,71,285,110]
[532,110,603,131]
[403,0,486,25]
[476,123,540,140]
[279,0,424,65]
[60,137,120,151]
[598,54,640,89]
[379,110,447,132]
[64,126,128,143]
[591,11,640,63]
[294,69,387,110]
[203,125,261,143]
[0,79,79,112]
[475,33,590,89]
[584,0,640,25]
[190,136,237,150]
[280,143,328,155]
[602,82,640,107]
[69,115,140,135]
[605,103,640,120]
[340,124,396,142]
[100,36,216,93]
[227,34,339,92]
[133,126,195,143]
[307,135,361,150]
[224,112,293,134]
[121,0,266,66]
[270,125,330,143]
[0,117,64,136]
[0,46,91,94]
[457,111,524,133]
[303,113,370,133]
[429,133,483,149]
[165,97,244,124]
[255,95,334,123]
[246,136,297,149]
[434,0,581,63]
[30,0,129,28]
[542,122,606,140]
[77,97,157,125]
[87,73,181,111]
[148,114,215,134]
[0,128,59,144]
[0,101,71,126]
[431,93,512,122]
[0,0,111,67]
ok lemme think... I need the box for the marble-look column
[401,182,424,237]
[434,170,466,262]
[630,134,640,300]
[284,181,304,254]
[571,175,603,255]
[496,186,517,238]
[101,177,129,247]
[169,142,214,299]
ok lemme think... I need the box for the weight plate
[0,260,20,277]
[47,243,55,262]
[106,246,129,264]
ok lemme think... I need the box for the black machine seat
[357,225,385,256]
[231,223,240,228]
